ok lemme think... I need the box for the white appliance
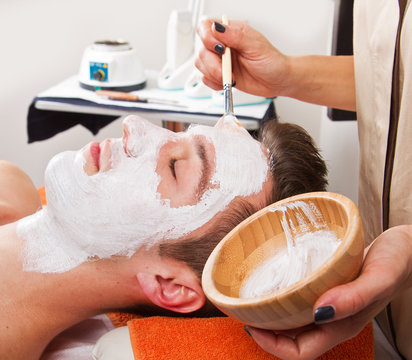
[158,0,204,90]
[157,10,195,90]
[79,40,146,91]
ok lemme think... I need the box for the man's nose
[122,115,173,138]
[122,115,154,137]
[121,115,177,156]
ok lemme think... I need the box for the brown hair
[159,120,328,279]
[260,120,328,203]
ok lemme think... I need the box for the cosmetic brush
[95,89,186,107]
[218,15,243,129]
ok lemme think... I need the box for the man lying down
[0,114,327,360]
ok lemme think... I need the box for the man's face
[83,116,216,208]
[36,115,270,271]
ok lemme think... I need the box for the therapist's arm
[196,19,356,111]
[245,225,412,360]
[285,55,356,111]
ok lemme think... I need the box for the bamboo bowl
[202,192,364,330]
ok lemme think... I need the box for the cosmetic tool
[95,89,186,107]
[218,15,243,128]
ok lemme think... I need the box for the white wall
[0,0,187,188]
[0,0,359,202]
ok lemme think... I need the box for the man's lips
[89,142,101,170]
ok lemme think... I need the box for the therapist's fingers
[313,227,412,324]
[197,19,223,53]
[245,325,337,360]
[195,47,223,90]
[196,18,231,89]
[246,311,369,360]
[198,18,265,54]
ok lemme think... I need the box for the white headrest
[92,326,134,360]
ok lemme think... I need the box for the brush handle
[221,15,232,87]
[96,89,142,102]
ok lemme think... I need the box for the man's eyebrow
[194,136,211,199]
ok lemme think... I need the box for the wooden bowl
[202,192,364,330]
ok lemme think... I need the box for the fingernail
[232,80,236,87]
[214,44,225,54]
[314,305,335,324]
[244,326,252,337]
[214,22,226,33]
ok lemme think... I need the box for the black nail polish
[232,80,236,87]
[244,326,252,337]
[214,22,226,33]
[314,305,335,324]
[214,44,225,54]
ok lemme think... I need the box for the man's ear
[136,272,205,313]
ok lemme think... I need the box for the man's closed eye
[169,158,177,179]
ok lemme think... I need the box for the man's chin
[44,150,84,196]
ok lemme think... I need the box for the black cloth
[27,97,118,143]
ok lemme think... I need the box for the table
[28,72,275,143]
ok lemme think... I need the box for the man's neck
[0,222,146,360]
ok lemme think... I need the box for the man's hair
[261,120,328,203]
[159,120,328,279]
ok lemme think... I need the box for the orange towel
[127,317,374,360]
[38,186,47,205]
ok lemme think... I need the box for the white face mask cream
[239,201,341,298]
[17,116,268,273]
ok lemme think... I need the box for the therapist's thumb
[312,265,393,324]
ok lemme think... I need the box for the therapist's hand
[195,19,290,98]
[245,225,412,360]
